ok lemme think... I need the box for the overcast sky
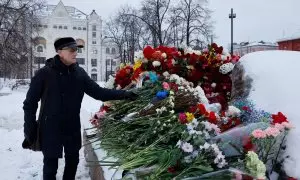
[47,0,300,48]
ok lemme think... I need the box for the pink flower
[89,118,99,126]
[163,82,170,90]
[282,122,294,129]
[252,129,266,139]
[264,127,281,137]
[234,172,242,180]
[179,113,187,124]
[274,123,285,131]
[96,111,106,119]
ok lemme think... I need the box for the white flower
[156,108,161,115]
[186,65,194,70]
[171,59,176,65]
[161,52,167,59]
[206,103,221,113]
[116,84,122,90]
[211,83,216,88]
[152,61,161,67]
[184,156,193,163]
[188,129,196,135]
[221,55,229,61]
[203,142,210,149]
[176,140,182,148]
[169,110,175,114]
[142,58,148,63]
[105,75,115,89]
[187,118,199,129]
[134,50,144,59]
[184,47,194,54]
[163,71,170,77]
[226,106,241,117]
[181,142,193,153]
[219,63,235,74]
[170,74,181,84]
[192,150,199,158]
[169,102,175,108]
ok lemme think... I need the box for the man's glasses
[61,47,78,52]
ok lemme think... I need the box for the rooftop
[41,4,87,20]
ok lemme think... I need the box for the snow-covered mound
[231,50,300,178]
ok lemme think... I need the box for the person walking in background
[22,37,138,180]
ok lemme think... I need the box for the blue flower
[156,90,169,100]
[149,71,158,83]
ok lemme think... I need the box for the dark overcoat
[23,55,125,158]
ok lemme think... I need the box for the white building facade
[32,1,119,81]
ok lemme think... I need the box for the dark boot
[62,154,79,180]
[43,157,58,180]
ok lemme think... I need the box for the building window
[64,26,67,29]
[91,68,97,72]
[92,32,96,38]
[111,60,116,66]
[107,71,114,76]
[92,41,96,44]
[111,48,116,54]
[78,27,82,30]
[91,74,97,81]
[83,27,86,30]
[37,46,43,52]
[92,25,96,31]
[59,25,62,29]
[34,57,46,64]
[77,48,82,53]
[53,25,57,29]
[73,27,77,30]
[106,47,110,54]
[91,59,97,67]
[93,50,97,54]
[106,59,110,65]
[76,58,85,65]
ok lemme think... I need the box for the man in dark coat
[22,37,137,180]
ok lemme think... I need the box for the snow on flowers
[87,43,294,179]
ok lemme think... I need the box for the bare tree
[123,0,173,47]
[104,5,143,63]
[173,0,213,47]
[0,0,45,79]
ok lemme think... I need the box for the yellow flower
[119,63,125,69]
[133,59,142,71]
[185,112,194,122]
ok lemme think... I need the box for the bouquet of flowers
[86,44,294,179]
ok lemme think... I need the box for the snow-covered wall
[231,50,300,178]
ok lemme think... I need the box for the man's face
[58,47,78,66]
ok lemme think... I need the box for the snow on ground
[239,50,300,178]
[0,83,105,180]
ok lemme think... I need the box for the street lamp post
[229,8,236,56]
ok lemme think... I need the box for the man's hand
[124,91,139,101]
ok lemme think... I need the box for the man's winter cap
[54,37,84,51]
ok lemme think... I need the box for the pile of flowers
[87,44,294,179]
[115,43,239,110]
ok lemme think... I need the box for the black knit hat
[54,37,84,51]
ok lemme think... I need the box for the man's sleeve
[83,70,126,101]
[23,70,44,143]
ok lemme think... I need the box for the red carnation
[243,136,255,152]
[143,46,155,59]
[272,112,288,124]
[197,104,207,115]
[242,106,251,111]
[167,167,176,174]
[208,112,217,124]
